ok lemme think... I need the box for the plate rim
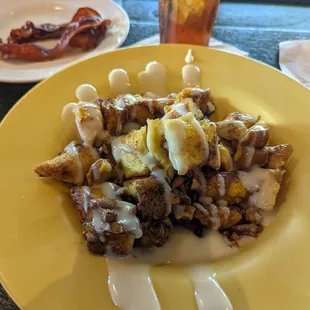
[0,0,130,83]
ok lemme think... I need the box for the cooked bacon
[0,7,111,61]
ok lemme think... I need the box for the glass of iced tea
[159,0,220,45]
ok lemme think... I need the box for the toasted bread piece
[163,113,208,175]
[86,159,113,186]
[175,87,215,116]
[238,167,285,210]
[240,119,269,147]
[34,141,99,185]
[124,176,169,220]
[136,217,172,248]
[206,172,247,204]
[164,98,204,120]
[226,112,257,129]
[216,119,248,141]
[83,222,135,255]
[234,145,268,170]
[126,101,155,125]
[147,119,174,178]
[266,144,293,170]
[97,98,128,136]
[219,143,234,171]
[200,120,221,169]
[172,204,196,221]
[113,126,153,179]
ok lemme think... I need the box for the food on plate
[0,7,111,61]
[34,86,293,256]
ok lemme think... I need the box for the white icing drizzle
[216,119,247,140]
[142,92,160,99]
[75,84,98,102]
[74,102,104,145]
[244,146,256,168]
[182,50,200,87]
[217,174,226,197]
[122,122,142,134]
[92,208,110,233]
[199,196,213,205]
[91,160,112,183]
[217,199,228,208]
[107,227,235,310]
[132,227,236,264]
[117,201,143,239]
[62,98,104,145]
[109,69,131,95]
[92,198,142,238]
[111,137,157,169]
[162,102,189,119]
[81,186,91,213]
[61,102,77,124]
[138,61,168,97]
[194,203,221,231]
[107,260,160,310]
[192,116,209,161]
[182,64,200,88]
[61,102,80,141]
[185,266,233,310]
[238,167,278,210]
[163,118,187,175]
[64,141,84,185]
[151,168,172,215]
[100,182,121,200]
[185,48,195,64]
[163,113,209,175]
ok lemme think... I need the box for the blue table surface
[1,0,310,308]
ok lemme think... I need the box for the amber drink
[159,0,220,45]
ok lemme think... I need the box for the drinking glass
[159,0,220,45]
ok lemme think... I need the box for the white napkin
[279,40,310,88]
[132,34,249,56]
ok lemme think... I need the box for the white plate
[0,0,130,83]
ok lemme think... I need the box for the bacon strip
[0,7,111,62]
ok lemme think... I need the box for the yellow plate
[0,44,309,310]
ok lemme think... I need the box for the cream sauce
[244,146,255,168]
[100,182,121,200]
[183,49,200,87]
[138,61,168,97]
[217,174,226,197]
[192,115,209,161]
[238,167,278,210]
[163,117,188,175]
[216,119,247,140]
[151,168,172,215]
[116,201,143,239]
[64,141,84,185]
[109,69,131,95]
[111,137,157,169]
[185,48,195,64]
[92,208,110,233]
[194,203,221,231]
[185,266,233,310]
[107,260,160,310]
[75,84,98,102]
[81,186,91,213]
[122,122,142,134]
[106,227,236,310]
[132,227,237,264]
[61,102,80,141]
[92,198,142,238]
[74,102,104,145]
[182,64,201,88]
